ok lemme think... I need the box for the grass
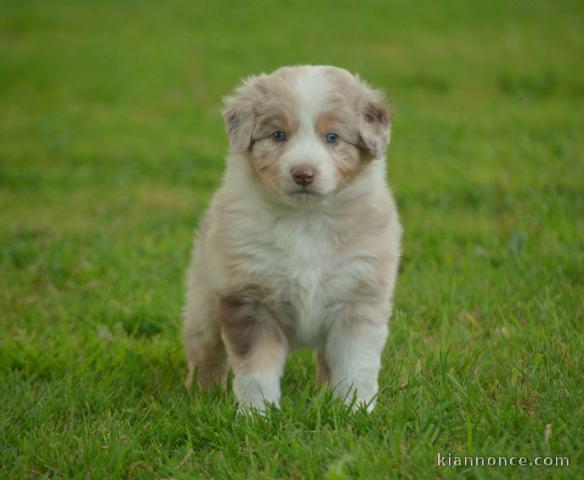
[1,0,582,478]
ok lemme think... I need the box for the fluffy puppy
[183,65,401,412]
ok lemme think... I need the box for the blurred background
[1,0,582,477]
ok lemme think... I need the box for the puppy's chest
[242,218,362,343]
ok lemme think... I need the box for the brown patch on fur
[315,112,342,136]
[314,348,331,384]
[218,285,287,372]
[184,325,228,390]
[218,295,263,357]
[245,143,286,196]
[315,110,373,188]
[356,99,391,159]
[250,136,292,193]
[222,97,255,153]
[364,102,391,126]
[334,143,372,186]
[350,274,390,304]
[253,111,295,141]
[222,71,299,153]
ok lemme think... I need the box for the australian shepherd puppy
[183,65,402,413]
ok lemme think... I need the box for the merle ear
[221,77,259,153]
[356,89,392,159]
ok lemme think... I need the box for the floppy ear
[221,76,259,153]
[356,86,392,159]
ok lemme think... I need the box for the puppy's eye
[325,132,338,144]
[272,130,287,142]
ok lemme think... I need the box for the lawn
[1,0,582,478]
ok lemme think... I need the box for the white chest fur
[270,214,333,345]
[216,206,378,347]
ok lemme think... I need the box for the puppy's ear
[356,83,392,159]
[222,76,259,153]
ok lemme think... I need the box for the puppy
[183,65,401,412]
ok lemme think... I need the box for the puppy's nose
[291,166,316,186]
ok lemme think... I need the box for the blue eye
[272,130,287,142]
[325,132,338,144]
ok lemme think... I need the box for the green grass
[1,0,583,478]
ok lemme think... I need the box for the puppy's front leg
[325,305,389,411]
[218,294,287,413]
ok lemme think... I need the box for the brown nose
[291,166,316,186]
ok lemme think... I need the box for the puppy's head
[222,66,392,201]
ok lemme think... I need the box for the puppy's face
[222,66,391,201]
